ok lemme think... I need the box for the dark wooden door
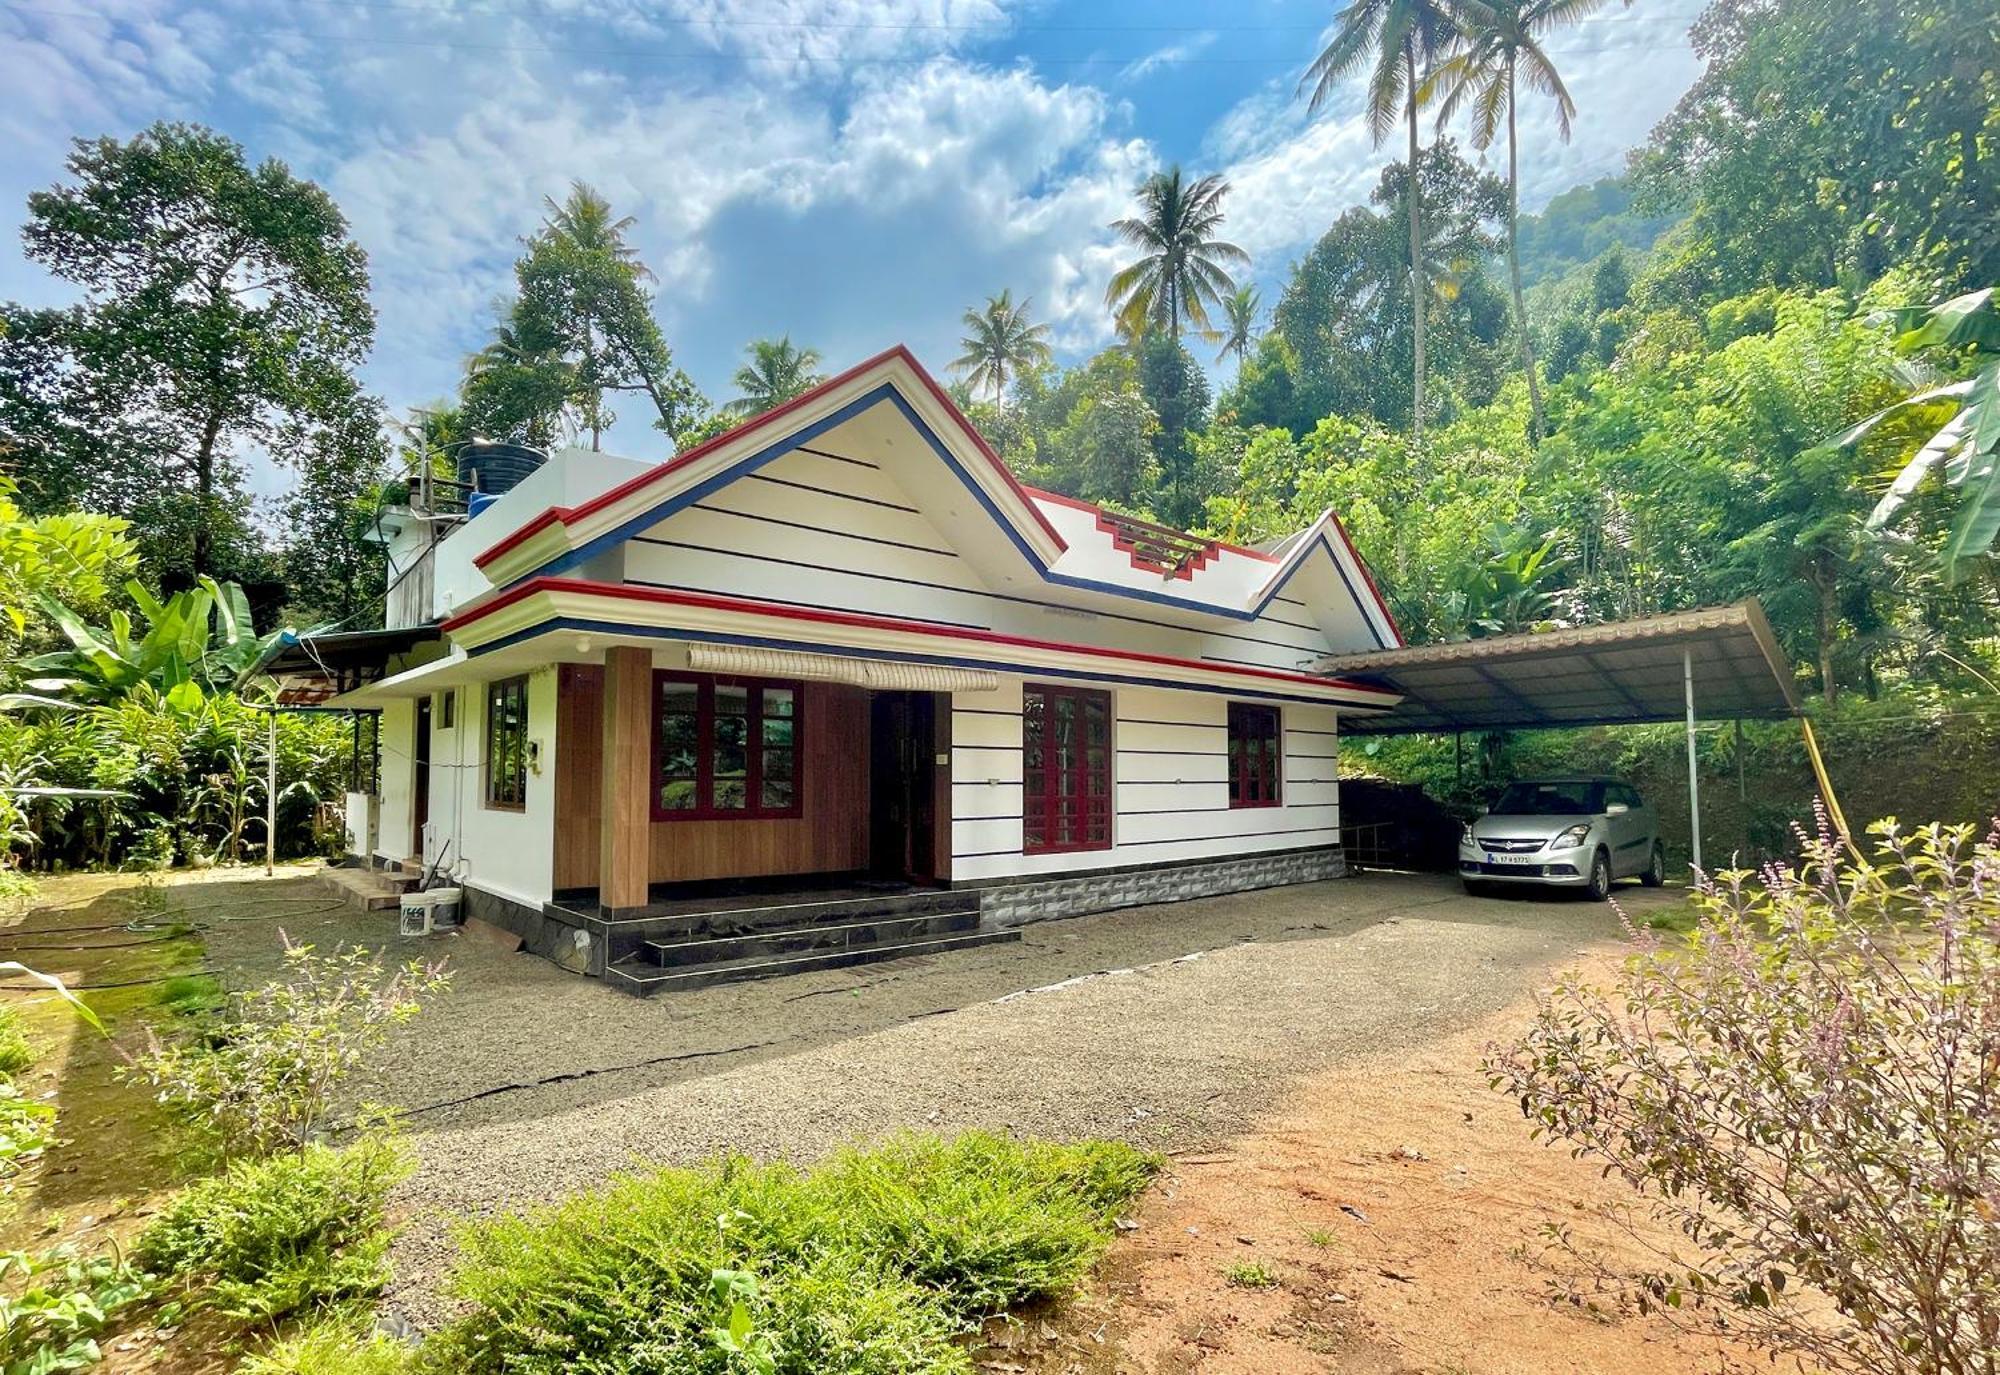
[869,692,936,883]
[412,696,432,858]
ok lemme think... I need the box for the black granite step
[605,928,1021,996]
[644,908,981,968]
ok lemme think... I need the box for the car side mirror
[1605,802,1629,816]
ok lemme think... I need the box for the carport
[1317,601,1807,872]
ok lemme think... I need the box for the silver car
[1459,777,1666,900]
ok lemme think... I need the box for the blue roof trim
[1246,531,1391,651]
[468,616,1393,710]
[534,383,906,580]
[509,374,1390,641]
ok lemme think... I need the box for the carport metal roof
[1317,600,1801,736]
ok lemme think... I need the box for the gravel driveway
[199,869,1682,1324]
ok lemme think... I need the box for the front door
[869,692,936,883]
[412,696,432,859]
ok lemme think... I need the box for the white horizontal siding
[948,681,1342,884]
[616,447,1344,670]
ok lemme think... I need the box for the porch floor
[550,874,938,925]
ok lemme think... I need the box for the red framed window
[652,673,802,821]
[1023,685,1112,853]
[1227,703,1281,808]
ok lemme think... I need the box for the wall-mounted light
[575,635,593,655]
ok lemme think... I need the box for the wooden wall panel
[553,665,603,890]
[553,668,871,890]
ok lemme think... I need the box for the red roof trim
[441,576,1398,699]
[474,345,1066,571]
[1325,512,1404,647]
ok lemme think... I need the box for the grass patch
[1223,1260,1277,1289]
[150,972,224,1017]
[1641,901,1701,936]
[238,1313,415,1375]
[1302,1226,1335,1249]
[135,1135,411,1324]
[431,1130,1157,1375]
[0,1006,34,1077]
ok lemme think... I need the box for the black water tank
[456,440,547,496]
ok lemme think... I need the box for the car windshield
[1491,781,1601,816]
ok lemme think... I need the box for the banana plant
[7,577,283,710]
[1838,287,1999,581]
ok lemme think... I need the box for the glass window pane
[715,684,748,715]
[660,681,698,713]
[763,747,793,783]
[760,778,793,809]
[713,778,748,810]
[763,686,794,718]
[659,778,697,811]
[762,716,794,748]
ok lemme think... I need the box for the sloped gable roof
[466,344,1400,645]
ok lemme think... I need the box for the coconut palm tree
[1429,0,1612,443]
[1216,284,1262,368]
[539,181,649,276]
[725,337,824,418]
[1303,0,1458,441]
[1105,167,1249,341]
[953,290,1054,402]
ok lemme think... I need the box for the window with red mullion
[1023,684,1112,854]
[651,672,803,822]
[1227,702,1281,808]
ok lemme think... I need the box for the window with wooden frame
[1227,703,1281,808]
[1022,684,1112,854]
[653,674,802,821]
[484,677,529,810]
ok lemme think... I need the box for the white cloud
[1117,30,1215,84]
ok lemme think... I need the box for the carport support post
[1684,647,1702,876]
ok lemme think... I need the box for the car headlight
[1461,823,1476,844]
[1552,823,1591,848]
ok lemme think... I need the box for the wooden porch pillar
[599,646,652,913]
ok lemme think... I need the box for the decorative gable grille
[1095,511,1220,581]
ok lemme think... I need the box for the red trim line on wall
[475,346,1067,571]
[439,576,1399,700]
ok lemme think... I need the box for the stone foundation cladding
[973,846,1346,929]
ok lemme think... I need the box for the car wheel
[1586,849,1612,901]
[1641,842,1666,888]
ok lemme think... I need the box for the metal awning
[1318,601,1800,736]
[257,624,444,706]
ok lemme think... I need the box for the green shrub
[436,1131,1155,1375]
[130,937,449,1161]
[814,1132,1154,1316]
[0,1082,56,1180]
[236,1314,415,1375]
[135,1136,411,1323]
[0,1246,151,1373]
[0,1006,34,1076]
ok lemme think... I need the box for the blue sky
[0,0,1707,478]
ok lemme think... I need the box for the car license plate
[1485,853,1538,866]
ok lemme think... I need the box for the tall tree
[0,123,374,580]
[1105,167,1249,341]
[1636,0,1997,297]
[953,290,1053,402]
[725,337,824,418]
[1136,331,1214,528]
[1216,285,1262,368]
[1303,0,1458,441]
[462,182,702,451]
[1429,0,1612,443]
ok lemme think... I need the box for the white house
[298,347,1406,993]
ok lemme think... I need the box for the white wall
[950,678,1341,883]
[422,670,558,909]
[622,447,1339,675]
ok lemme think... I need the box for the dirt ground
[981,957,1764,1375]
